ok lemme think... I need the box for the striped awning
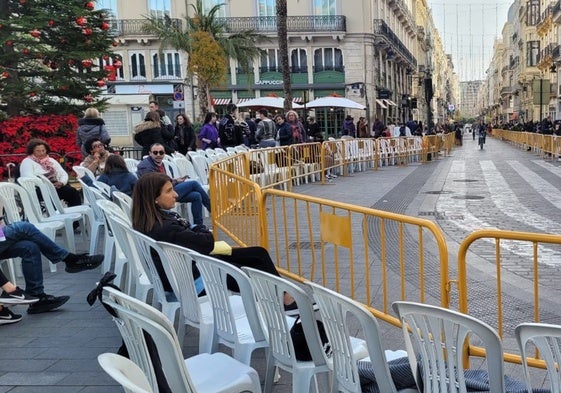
[236,98,256,103]
[212,98,232,106]
[383,99,398,107]
[375,99,388,109]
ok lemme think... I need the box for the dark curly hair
[83,137,102,155]
[26,139,50,155]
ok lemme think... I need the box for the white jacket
[19,156,69,185]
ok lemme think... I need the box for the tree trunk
[277,0,292,112]
[198,79,210,120]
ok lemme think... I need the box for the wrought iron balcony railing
[373,19,417,68]
[216,15,346,33]
[108,18,182,36]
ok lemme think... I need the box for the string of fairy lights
[427,1,514,81]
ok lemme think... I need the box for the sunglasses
[151,151,165,156]
[92,143,104,148]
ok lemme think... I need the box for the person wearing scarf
[20,139,82,208]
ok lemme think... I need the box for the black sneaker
[65,254,103,273]
[0,307,22,325]
[0,287,39,304]
[27,294,70,314]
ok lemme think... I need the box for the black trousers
[56,184,82,207]
[217,246,280,292]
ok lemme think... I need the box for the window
[260,49,279,73]
[526,0,540,26]
[97,0,118,17]
[291,49,307,73]
[149,0,170,18]
[314,0,337,15]
[130,53,146,79]
[527,41,539,67]
[257,0,276,16]
[313,48,343,72]
[202,0,225,17]
[152,52,181,79]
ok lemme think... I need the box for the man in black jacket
[218,103,244,148]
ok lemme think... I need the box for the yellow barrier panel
[457,229,561,367]
[208,153,263,247]
[260,189,450,320]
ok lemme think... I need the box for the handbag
[290,316,331,361]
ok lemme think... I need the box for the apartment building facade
[96,0,455,145]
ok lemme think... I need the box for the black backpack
[219,117,236,145]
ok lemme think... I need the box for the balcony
[553,0,561,23]
[373,19,417,69]
[537,5,554,35]
[217,15,346,34]
[108,18,182,37]
[500,86,513,97]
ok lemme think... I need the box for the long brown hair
[131,172,171,234]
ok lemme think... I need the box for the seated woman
[97,154,137,197]
[131,172,295,311]
[80,137,109,177]
[20,138,81,208]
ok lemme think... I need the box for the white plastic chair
[173,157,209,192]
[392,301,506,393]
[36,174,93,240]
[156,241,246,352]
[516,322,561,393]
[93,180,112,198]
[97,353,153,393]
[79,180,106,255]
[95,199,130,287]
[307,282,413,393]
[102,286,262,393]
[123,225,180,328]
[189,154,210,188]
[189,252,269,366]
[107,215,152,304]
[0,182,64,273]
[73,165,96,181]
[17,176,81,253]
[243,267,333,393]
[123,158,140,175]
[112,191,132,219]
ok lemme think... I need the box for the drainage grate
[452,195,485,200]
[288,241,323,250]
[418,211,447,219]
[424,190,453,195]
[453,179,479,182]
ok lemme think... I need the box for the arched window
[149,0,170,18]
[291,49,307,73]
[152,52,181,79]
[313,48,343,72]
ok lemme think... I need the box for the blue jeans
[173,180,211,226]
[0,222,69,296]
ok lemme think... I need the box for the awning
[292,97,303,103]
[375,99,388,109]
[212,98,232,106]
[236,98,256,103]
[383,99,398,107]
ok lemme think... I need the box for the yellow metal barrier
[260,189,450,324]
[457,229,561,367]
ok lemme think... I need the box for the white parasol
[305,96,366,110]
[236,96,304,109]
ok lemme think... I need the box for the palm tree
[144,0,267,117]
[277,0,292,112]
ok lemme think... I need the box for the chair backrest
[189,155,209,186]
[0,182,44,225]
[162,160,179,178]
[516,322,561,393]
[242,267,329,368]
[73,165,96,180]
[124,158,140,174]
[96,198,130,225]
[189,252,267,348]
[112,191,132,219]
[93,180,112,198]
[79,179,106,222]
[122,224,169,312]
[16,176,52,219]
[156,242,205,327]
[97,353,153,393]
[173,157,199,181]
[107,215,150,298]
[102,287,195,393]
[308,281,399,393]
[36,174,71,214]
[392,301,505,393]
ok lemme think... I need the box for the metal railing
[216,15,346,33]
[373,19,417,68]
[108,18,182,36]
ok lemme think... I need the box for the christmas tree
[0,0,118,117]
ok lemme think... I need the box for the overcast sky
[427,0,513,81]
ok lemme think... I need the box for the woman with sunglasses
[80,137,109,177]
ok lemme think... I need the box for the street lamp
[417,67,434,130]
